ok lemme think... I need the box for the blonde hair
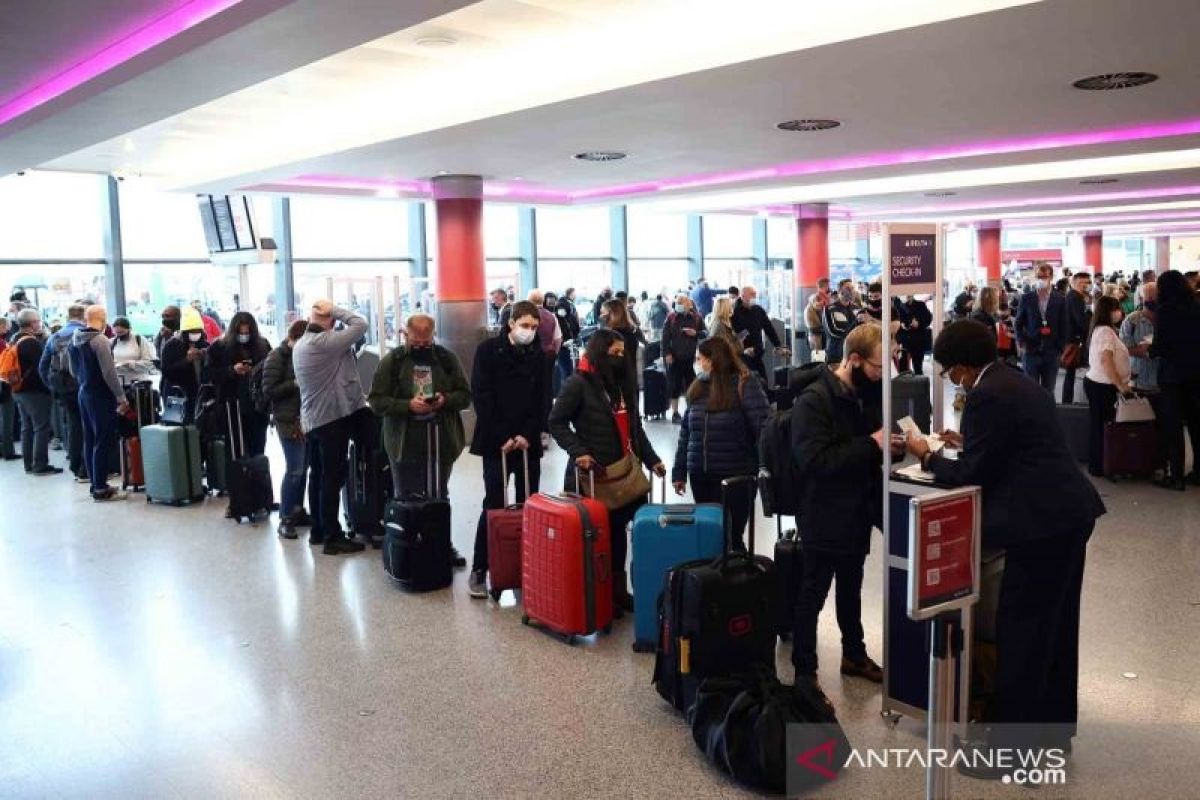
[712,296,733,325]
[844,321,883,361]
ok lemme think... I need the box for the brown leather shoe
[840,656,883,683]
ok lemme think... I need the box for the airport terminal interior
[2,1,1200,798]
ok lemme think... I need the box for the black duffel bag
[688,666,851,795]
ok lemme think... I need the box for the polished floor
[2,412,1199,799]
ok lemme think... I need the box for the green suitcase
[143,424,205,505]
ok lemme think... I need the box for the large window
[0,171,106,260]
[484,205,519,258]
[627,207,687,258]
[537,206,609,258]
[291,195,407,258]
[629,259,689,300]
[703,215,753,259]
[0,263,106,328]
[119,182,209,259]
[767,217,795,262]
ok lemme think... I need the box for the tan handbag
[592,451,651,510]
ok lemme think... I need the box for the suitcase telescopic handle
[500,445,531,506]
[720,475,758,562]
[573,465,596,498]
[426,418,441,500]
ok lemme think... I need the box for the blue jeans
[13,390,52,471]
[79,390,118,494]
[1022,348,1061,394]
[279,433,309,519]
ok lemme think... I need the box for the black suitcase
[344,437,391,547]
[383,422,452,591]
[653,476,777,713]
[225,401,273,523]
[892,373,932,433]
[644,340,662,365]
[1056,402,1089,463]
[642,365,669,420]
[773,518,803,639]
[773,365,790,390]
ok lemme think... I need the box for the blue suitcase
[630,480,724,652]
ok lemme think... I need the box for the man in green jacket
[368,313,472,567]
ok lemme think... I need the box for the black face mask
[117,333,130,342]
[411,345,433,364]
[608,354,625,371]
[851,366,876,395]
[162,318,180,332]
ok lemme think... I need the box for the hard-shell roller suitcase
[119,379,155,492]
[1103,420,1160,478]
[383,422,452,591]
[344,437,391,546]
[225,402,274,523]
[630,477,723,652]
[486,448,531,602]
[142,424,205,505]
[1056,403,1090,463]
[642,365,669,420]
[773,518,803,639]
[120,435,145,491]
[653,475,778,713]
[521,470,613,644]
[205,436,228,495]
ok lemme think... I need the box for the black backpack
[46,333,77,395]
[758,408,800,517]
[249,359,271,415]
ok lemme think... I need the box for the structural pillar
[102,176,126,315]
[752,217,768,269]
[272,197,295,321]
[794,203,829,364]
[610,206,629,293]
[408,201,428,279]
[432,175,486,379]
[686,214,705,282]
[1083,230,1103,275]
[518,206,537,294]
[977,220,1002,288]
[1154,236,1171,275]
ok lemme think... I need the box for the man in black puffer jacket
[790,322,904,691]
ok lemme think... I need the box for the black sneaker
[30,465,64,477]
[309,533,326,547]
[277,519,298,540]
[450,546,467,569]
[323,537,366,556]
[291,510,314,527]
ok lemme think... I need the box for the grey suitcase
[143,424,205,505]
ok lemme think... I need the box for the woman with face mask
[466,301,547,599]
[109,316,158,382]
[159,306,212,421]
[671,337,769,548]
[207,311,273,457]
[262,319,321,540]
[549,328,666,618]
[662,294,703,422]
[600,298,646,418]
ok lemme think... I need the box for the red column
[796,203,829,289]
[1083,231,1103,275]
[977,221,1002,288]
[433,176,485,302]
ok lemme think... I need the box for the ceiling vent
[776,119,841,132]
[1072,72,1158,91]
[1079,177,1119,185]
[573,151,626,162]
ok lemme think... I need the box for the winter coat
[469,332,547,457]
[262,342,302,439]
[367,344,471,466]
[672,374,769,483]
[662,311,704,363]
[549,371,660,473]
[207,336,272,406]
[159,334,210,403]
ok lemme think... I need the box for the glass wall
[629,259,690,300]
[627,207,687,258]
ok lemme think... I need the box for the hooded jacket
[261,341,302,439]
[160,332,210,402]
[68,328,125,405]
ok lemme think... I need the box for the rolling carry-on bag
[120,435,145,492]
[486,448,531,602]
[225,401,274,523]
[118,379,155,492]
[1056,403,1090,463]
[630,477,724,652]
[383,422,453,591]
[521,470,613,644]
[344,436,391,546]
[653,475,777,713]
[642,365,669,420]
[1103,420,1161,478]
[142,423,205,505]
[773,518,803,639]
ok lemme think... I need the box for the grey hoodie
[293,307,369,433]
[69,328,125,405]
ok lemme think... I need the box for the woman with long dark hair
[1082,295,1131,477]
[1148,271,1200,489]
[207,310,272,456]
[601,297,646,417]
[549,328,666,617]
[671,337,769,548]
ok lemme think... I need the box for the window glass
[767,217,796,261]
[0,171,106,259]
[291,195,407,258]
[538,260,613,307]
[120,262,232,337]
[294,261,414,348]
[0,263,106,327]
[703,215,752,259]
[486,259,522,297]
[629,259,689,300]
[627,207,687,257]
[119,182,210,259]
[536,206,610,258]
[484,205,519,258]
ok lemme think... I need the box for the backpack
[46,332,77,395]
[757,407,800,517]
[0,336,28,391]
[249,358,271,415]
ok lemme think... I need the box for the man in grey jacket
[293,299,373,555]
[69,305,130,501]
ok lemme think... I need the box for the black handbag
[193,383,222,436]
[688,666,850,795]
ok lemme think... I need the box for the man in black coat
[731,285,786,382]
[791,322,904,691]
[1061,272,1092,404]
[906,321,1105,777]
[1015,263,1068,393]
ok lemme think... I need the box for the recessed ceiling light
[415,35,457,48]
[924,190,957,197]
[574,151,627,162]
[122,137,136,152]
[776,119,841,132]
[1080,177,1119,185]
[436,170,450,176]
[1072,72,1158,91]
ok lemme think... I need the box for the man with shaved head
[731,284,787,382]
[68,305,130,501]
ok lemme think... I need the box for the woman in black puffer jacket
[671,337,770,549]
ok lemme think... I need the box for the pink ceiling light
[1003,209,1200,229]
[281,174,428,194]
[854,184,1200,219]
[0,0,248,128]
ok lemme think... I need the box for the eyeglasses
[863,359,884,370]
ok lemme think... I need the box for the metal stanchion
[926,612,962,800]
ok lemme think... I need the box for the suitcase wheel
[565,634,577,646]
[602,623,613,635]
[631,640,654,653]
[489,589,502,602]
[521,615,530,626]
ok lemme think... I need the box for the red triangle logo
[796,739,839,781]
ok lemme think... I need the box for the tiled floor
[1,410,1199,799]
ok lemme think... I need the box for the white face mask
[237,334,250,344]
[188,332,202,342]
[1036,279,1050,291]
[512,327,536,346]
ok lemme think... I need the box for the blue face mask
[674,303,687,314]
[695,366,709,381]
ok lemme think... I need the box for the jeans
[472,451,541,574]
[1158,380,1200,480]
[689,473,755,550]
[1082,378,1117,476]
[308,408,378,541]
[0,396,16,457]
[13,391,52,471]
[792,549,868,674]
[79,390,118,494]
[1022,348,1061,394]
[58,395,86,477]
[279,433,309,518]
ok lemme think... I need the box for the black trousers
[689,473,754,550]
[1083,378,1117,476]
[991,525,1092,737]
[472,451,541,573]
[1159,380,1200,479]
[901,346,927,375]
[744,351,768,384]
[306,436,325,539]
[58,394,85,477]
[792,549,868,675]
[308,408,378,541]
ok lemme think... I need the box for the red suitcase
[121,436,145,491]
[1103,421,1161,478]
[486,449,531,602]
[521,472,613,644]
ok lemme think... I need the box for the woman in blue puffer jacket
[671,336,770,549]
